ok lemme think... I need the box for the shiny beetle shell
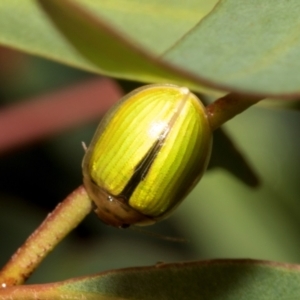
[82,84,212,228]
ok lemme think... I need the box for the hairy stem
[206,93,263,131]
[0,185,93,287]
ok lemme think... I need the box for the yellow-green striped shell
[82,84,212,228]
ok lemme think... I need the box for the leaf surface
[1,260,300,299]
[1,1,300,97]
[164,0,300,97]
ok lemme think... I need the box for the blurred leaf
[0,0,219,94]
[2,260,300,299]
[0,78,122,155]
[0,0,299,97]
[1,0,300,98]
[0,0,216,89]
[37,0,220,94]
[60,0,218,56]
[209,128,260,187]
[259,99,300,111]
[164,0,300,98]
[0,1,101,73]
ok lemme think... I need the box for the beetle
[82,84,212,228]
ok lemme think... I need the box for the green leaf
[0,0,220,94]
[0,1,100,73]
[2,1,300,97]
[164,0,300,97]
[36,0,219,94]
[59,0,218,56]
[259,99,300,111]
[2,260,300,299]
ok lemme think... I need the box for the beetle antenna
[81,141,87,152]
[130,226,188,243]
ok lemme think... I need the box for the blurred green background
[0,48,300,284]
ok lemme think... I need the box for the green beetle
[82,84,212,228]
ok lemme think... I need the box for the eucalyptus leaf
[1,1,300,97]
[0,0,216,80]
[259,99,300,111]
[37,0,218,94]
[164,0,300,97]
[61,0,218,56]
[0,0,99,73]
[1,260,300,299]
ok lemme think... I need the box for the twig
[0,185,93,287]
[206,93,263,131]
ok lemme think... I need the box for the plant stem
[206,93,264,131]
[0,185,93,287]
[0,90,263,288]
